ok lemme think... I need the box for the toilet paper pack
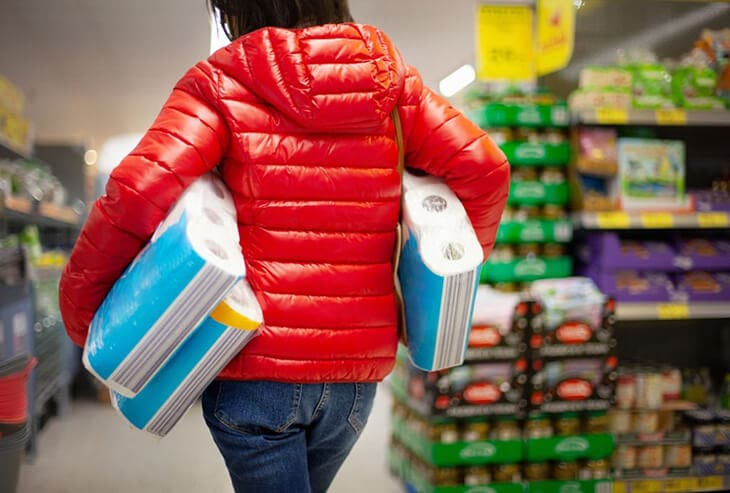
[83,174,246,397]
[111,280,262,437]
[397,171,483,372]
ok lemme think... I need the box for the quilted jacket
[59,23,510,383]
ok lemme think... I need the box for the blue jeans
[202,380,377,493]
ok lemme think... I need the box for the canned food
[516,205,543,220]
[429,422,460,444]
[513,167,539,182]
[637,372,663,409]
[616,374,637,410]
[540,167,566,185]
[487,128,513,146]
[585,411,610,434]
[515,128,540,143]
[585,459,610,479]
[493,464,521,483]
[665,443,692,468]
[694,424,717,450]
[638,445,664,469]
[553,461,579,480]
[461,419,490,442]
[517,243,541,257]
[662,367,682,401]
[555,413,581,436]
[525,414,553,439]
[615,444,638,469]
[542,243,565,258]
[610,410,633,435]
[544,129,566,144]
[463,466,491,486]
[524,462,551,481]
[542,204,567,219]
[634,411,660,435]
[491,417,521,441]
[432,466,461,486]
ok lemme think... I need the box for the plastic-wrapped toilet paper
[83,174,246,397]
[397,171,483,371]
[111,280,262,436]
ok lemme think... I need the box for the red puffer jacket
[59,24,509,383]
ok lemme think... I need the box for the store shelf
[616,301,730,321]
[1,195,80,228]
[577,211,730,230]
[614,475,730,493]
[573,108,730,127]
[0,140,31,161]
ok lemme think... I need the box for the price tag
[595,107,629,124]
[657,303,690,320]
[697,212,729,228]
[640,212,674,228]
[655,108,687,125]
[665,478,697,493]
[632,480,662,493]
[613,481,627,493]
[595,212,630,229]
[696,476,724,491]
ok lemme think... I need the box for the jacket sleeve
[398,66,510,260]
[59,61,230,346]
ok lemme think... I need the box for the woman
[59,1,510,491]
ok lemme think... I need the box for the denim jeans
[202,380,377,493]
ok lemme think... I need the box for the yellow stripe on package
[111,280,263,437]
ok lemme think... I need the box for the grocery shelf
[1,194,80,228]
[573,108,730,127]
[577,211,730,230]
[616,301,730,321]
[0,138,31,161]
[614,475,730,493]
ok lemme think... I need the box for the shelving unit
[616,301,730,321]
[614,475,730,493]
[1,194,80,230]
[573,109,730,127]
[577,211,730,230]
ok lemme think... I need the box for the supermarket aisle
[18,383,400,493]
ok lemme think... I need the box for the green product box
[391,413,524,467]
[526,479,613,493]
[481,256,573,283]
[508,182,570,206]
[525,434,614,462]
[496,219,573,244]
[471,103,570,129]
[500,142,571,167]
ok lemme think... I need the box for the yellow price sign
[656,108,688,125]
[613,481,627,493]
[640,212,674,228]
[631,480,662,493]
[475,4,535,81]
[665,478,698,493]
[697,212,729,228]
[536,0,576,76]
[657,303,690,320]
[595,107,629,124]
[696,476,724,491]
[595,212,631,229]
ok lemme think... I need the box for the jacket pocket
[213,380,303,435]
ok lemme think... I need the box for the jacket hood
[212,24,406,132]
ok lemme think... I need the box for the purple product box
[583,268,678,303]
[676,238,730,271]
[585,233,680,272]
[692,190,730,212]
[677,272,730,302]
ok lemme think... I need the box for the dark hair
[208,0,354,40]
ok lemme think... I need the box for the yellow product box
[0,75,25,115]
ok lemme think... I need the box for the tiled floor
[18,383,402,493]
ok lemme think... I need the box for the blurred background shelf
[577,211,730,230]
[573,108,730,127]
[616,301,730,321]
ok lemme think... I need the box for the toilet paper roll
[84,174,246,397]
[111,280,263,437]
[397,171,483,372]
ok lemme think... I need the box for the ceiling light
[439,65,476,98]
[84,149,97,166]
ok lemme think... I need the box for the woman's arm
[59,61,230,346]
